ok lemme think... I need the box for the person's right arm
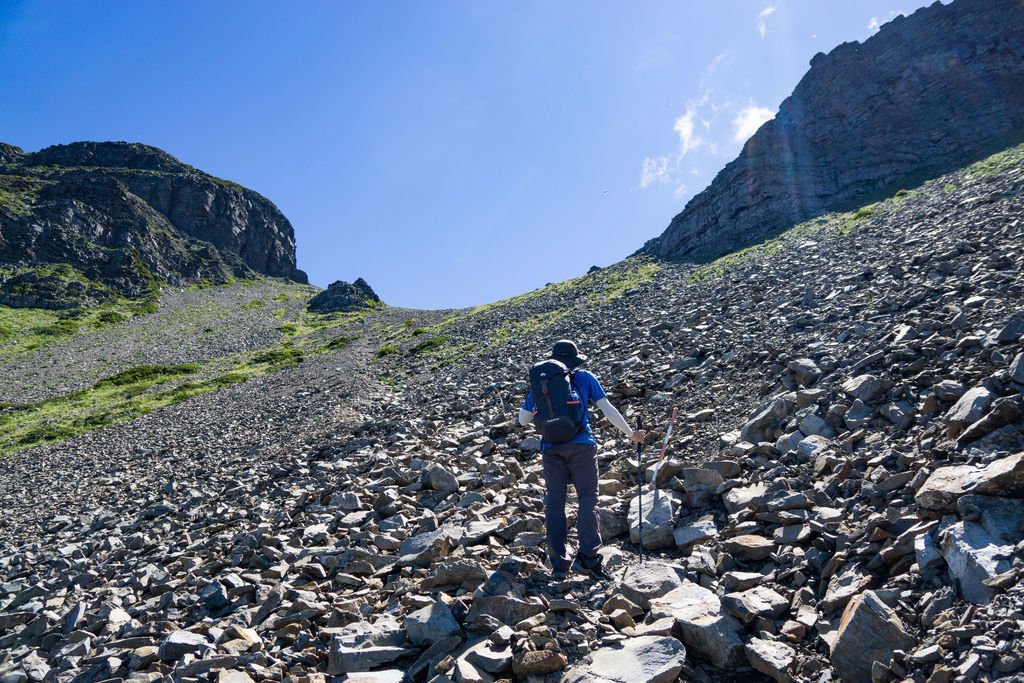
[596,397,645,443]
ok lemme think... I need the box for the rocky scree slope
[0,280,318,405]
[1,148,1023,682]
[645,0,1024,262]
[0,141,306,309]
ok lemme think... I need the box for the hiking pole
[636,416,645,563]
[651,406,679,486]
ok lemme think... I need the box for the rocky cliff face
[0,141,306,305]
[646,0,1024,260]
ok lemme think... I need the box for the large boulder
[562,636,687,683]
[829,591,915,682]
[308,278,382,313]
[650,582,746,670]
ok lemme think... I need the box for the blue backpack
[529,359,584,444]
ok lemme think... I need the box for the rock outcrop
[307,278,382,313]
[645,0,1024,260]
[0,141,306,305]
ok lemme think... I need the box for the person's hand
[630,429,647,444]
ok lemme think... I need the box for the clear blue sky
[0,1,940,309]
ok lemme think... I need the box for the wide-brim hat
[552,339,587,369]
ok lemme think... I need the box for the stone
[674,516,718,550]
[821,568,874,613]
[940,520,1014,604]
[945,387,993,437]
[628,490,678,550]
[722,483,768,514]
[829,591,915,683]
[722,534,775,562]
[405,600,461,646]
[198,580,228,611]
[328,640,416,675]
[399,526,463,566]
[721,586,789,623]
[788,358,821,387]
[562,636,687,683]
[958,396,1024,444]
[466,595,545,627]
[915,465,983,512]
[746,637,797,683]
[157,631,212,661]
[798,413,833,438]
[216,671,254,683]
[650,582,746,670]
[511,649,567,676]
[958,494,1024,544]
[915,532,944,572]
[842,375,890,403]
[973,451,1024,497]
[933,380,966,401]
[796,434,832,460]
[307,278,381,312]
[617,563,685,609]
[994,313,1024,342]
[463,640,512,676]
[1010,353,1024,384]
[427,464,460,493]
[740,397,790,443]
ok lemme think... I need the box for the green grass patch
[93,310,126,327]
[0,363,249,456]
[159,372,249,401]
[852,206,875,220]
[93,363,199,389]
[32,318,80,337]
[242,299,265,310]
[963,142,1024,179]
[376,344,398,358]
[323,334,359,351]
[408,335,449,355]
[251,347,304,366]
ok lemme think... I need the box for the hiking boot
[550,569,567,581]
[571,557,611,581]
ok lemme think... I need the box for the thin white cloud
[640,155,672,188]
[757,3,778,38]
[868,10,906,33]
[732,104,775,143]
[673,106,702,157]
[636,54,730,191]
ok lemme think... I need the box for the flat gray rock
[562,636,686,683]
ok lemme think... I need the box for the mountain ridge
[645,0,1024,261]
[0,140,306,308]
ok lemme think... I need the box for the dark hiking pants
[541,442,601,572]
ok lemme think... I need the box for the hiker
[519,339,646,580]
